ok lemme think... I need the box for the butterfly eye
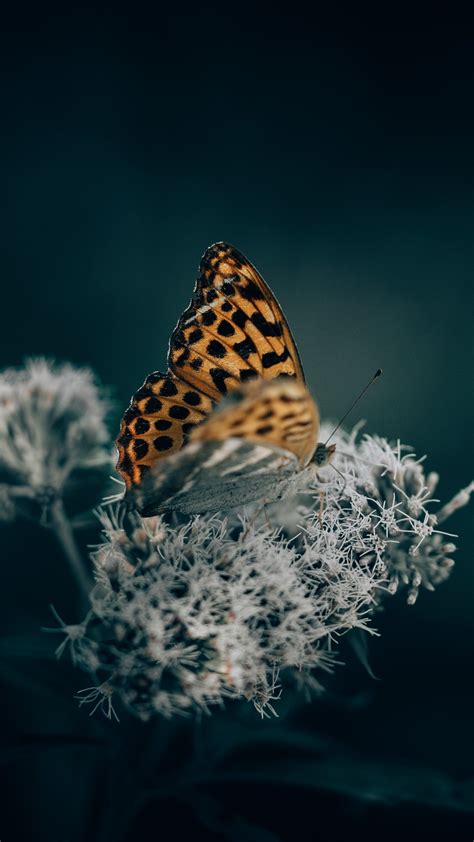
[314,444,329,466]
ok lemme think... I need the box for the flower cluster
[0,358,112,520]
[61,424,471,720]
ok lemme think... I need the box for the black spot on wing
[155,419,172,430]
[120,451,134,476]
[169,405,190,420]
[262,348,290,369]
[134,417,150,434]
[255,425,273,435]
[159,379,179,397]
[135,385,154,401]
[183,391,201,406]
[123,406,139,424]
[171,330,185,349]
[240,280,264,301]
[210,368,232,394]
[145,371,165,385]
[154,436,173,452]
[221,281,235,296]
[198,272,211,289]
[231,309,247,329]
[175,349,190,366]
[189,288,205,308]
[207,339,227,359]
[251,312,283,337]
[239,369,259,383]
[217,319,235,337]
[202,309,217,326]
[133,439,149,459]
[145,396,162,413]
[233,337,257,360]
[188,328,204,344]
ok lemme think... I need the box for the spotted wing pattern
[116,372,214,489]
[117,242,307,490]
[168,241,305,399]
[191,378,319,468]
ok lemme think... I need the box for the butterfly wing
[168,242,305,399]
[191,377,319,468]
[116,371,214,489]
[130,438,299,516]
[128,378,318,516]
[117,242,308,491]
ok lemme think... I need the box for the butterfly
[116,242,335,516]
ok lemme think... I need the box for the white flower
[0,358,111,515]
[0,358,114,597]
[43,605,90,663]
[75,682,120,721]
[69,425,472,720]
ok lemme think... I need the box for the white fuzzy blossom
[64,423,472,720]
[0,358,111,520]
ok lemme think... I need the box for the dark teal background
[0,6,472,840]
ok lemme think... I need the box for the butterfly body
[116,242,334,515]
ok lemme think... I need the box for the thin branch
[50,499,93,604]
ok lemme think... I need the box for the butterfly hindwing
[131,437,299,516]
[116,371,214,489]
[168,242,305,398]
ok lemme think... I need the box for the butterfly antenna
[324,368,382,446]
[331,463,348,499]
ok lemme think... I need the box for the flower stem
[50,499,92,606]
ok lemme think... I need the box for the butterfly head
[313,442,336,468]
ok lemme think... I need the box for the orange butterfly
[116,242,335,515]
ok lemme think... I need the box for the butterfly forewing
[168,243,305,396]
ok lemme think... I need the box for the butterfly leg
[263,504,273,531]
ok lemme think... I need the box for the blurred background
[0,5,472,840]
